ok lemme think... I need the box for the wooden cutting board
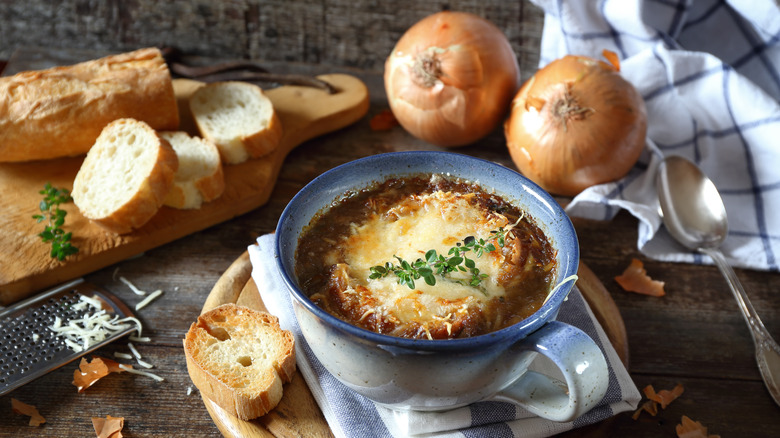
[0,74,370,305]
[196,254,629,438]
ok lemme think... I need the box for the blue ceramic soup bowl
[275,151,607,421]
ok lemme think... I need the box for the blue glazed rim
[275,151,579,352]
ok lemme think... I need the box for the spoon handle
[700,247,780,407]
[700,248,770,339]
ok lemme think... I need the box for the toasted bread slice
[189,81,283,164]
[160,131,225,209]
[72,118,178,234]
[183,304,296,420]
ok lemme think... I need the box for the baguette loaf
[0,47,179,162]
[183,304,296,420]
[72,118,179,234]
[160,131,225,209]
[189,81,283,164]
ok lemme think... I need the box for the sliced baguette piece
[172,78,206,136]
[189,81,283,164]
[159,131,225,209]
[72,118,179,234]
[183,304,296,420]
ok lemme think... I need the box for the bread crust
[160,131,225,209]
[195,163,226,203]
[72,119,179,234]
[241,109,283,159]
[183,304,296,420]
[0,47,179,163]
[189,81,283,164]
[163,163,225,209]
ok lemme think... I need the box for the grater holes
[2,283,133,393]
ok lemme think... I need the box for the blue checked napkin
[248,234,640,438]
[533,0,780,271]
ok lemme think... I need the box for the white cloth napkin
[531,0,780,272]
[248,234,640,438]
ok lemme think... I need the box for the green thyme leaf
[33,183,78,261]
[368,227,511,291]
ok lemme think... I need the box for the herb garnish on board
[32,183,79,261]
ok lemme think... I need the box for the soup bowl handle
[490,321,609,422]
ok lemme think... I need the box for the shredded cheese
[543,274,580,305]
[359,309,376,321]
[118,364,164,382]
[119,276,146,296]
[114,316,143,338]
[49,295,138,353]
[49,273,171,386]
[127,341,156,369]
[135,358,154,369]
[135,289,163,311]
[127,342,142,360]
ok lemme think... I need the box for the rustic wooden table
[1,50,779,438]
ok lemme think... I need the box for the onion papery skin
[384,11,520,147]
[504,54,648,197]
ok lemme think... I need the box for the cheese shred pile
[49,295,142,353]
[50,274,168,388]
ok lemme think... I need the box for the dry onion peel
[645,382,684,409]
[11,398,46,426]
[92,415,125,438]
[73,356,127,392]
[384,11,519,146]
[676,415,721,438]
[632,383,685,420]
[615,258,666,297]
[504,50,647,196]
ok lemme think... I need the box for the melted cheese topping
[329,190,510,327]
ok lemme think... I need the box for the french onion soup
[294,174,556,340]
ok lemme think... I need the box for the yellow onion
[504,51,647,196]
[384,11,519,147]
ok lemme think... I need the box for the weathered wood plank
[0,0,543,78]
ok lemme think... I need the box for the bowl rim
[275,151,579,352]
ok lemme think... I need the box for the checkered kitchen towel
[248,234,640,438]
[535,0,780,271]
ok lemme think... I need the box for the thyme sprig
[32,183,79,261]
[369,227,511,291]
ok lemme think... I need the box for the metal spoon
[656,155,780,407]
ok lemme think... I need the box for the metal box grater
[0,278,135,396]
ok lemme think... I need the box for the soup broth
[294,174,556,340]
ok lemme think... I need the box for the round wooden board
[193,251,629,438]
